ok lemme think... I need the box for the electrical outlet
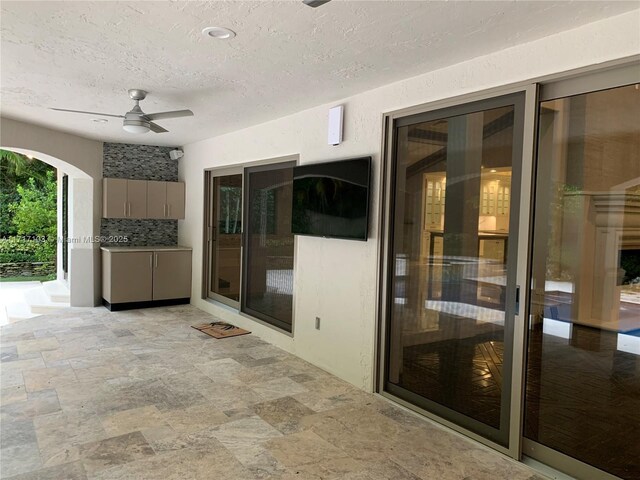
[315,317,321,330]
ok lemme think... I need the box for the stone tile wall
[0,262,55,278]
[99,219,178,247]
[102,143,177,181]
[101,143,179,247]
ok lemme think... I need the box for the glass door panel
[208,174,243,305]
[525,83,640,479]
[62,174,68,278]
[242,162,295,332]
[385,93,524,445]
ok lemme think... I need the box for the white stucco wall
[179,12,639,390]
[0,117,103,306]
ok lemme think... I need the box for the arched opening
[1,146,99,310]
[0,117,103,308]
[1,150,57,278]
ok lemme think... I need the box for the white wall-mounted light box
[328,105,344,146]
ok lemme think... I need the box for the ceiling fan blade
[145,109,193,121]
[50,108,124,118]
[149,122,169,133]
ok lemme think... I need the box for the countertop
[100,245,192,253]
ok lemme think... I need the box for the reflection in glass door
[242,162,296,332]
[208,174,243,305]
[385,93,525,446]
[525,83,640,479]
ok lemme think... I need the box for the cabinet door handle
[154,253,158,268]
[149,254,153,269]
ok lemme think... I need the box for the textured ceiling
[1,1,637,147]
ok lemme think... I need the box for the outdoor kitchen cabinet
[103,178,148,219]
[151,250,192,300]
[101,246,192,310]
[146,180,185,219]
[104,178,184,219]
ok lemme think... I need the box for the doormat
[191,322,251,339]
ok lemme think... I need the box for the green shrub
[0,236,55,263]
[0,236,39,255]
[0,252,35,263]
[34,238,56,262]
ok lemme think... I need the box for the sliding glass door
[207,172,243,306]
[383,93,525,446]
[380,65,638,479]
[205,159,296,332]
[524,80,640,479]
[242,162,296,332]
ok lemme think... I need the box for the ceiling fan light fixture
[123,122,150,134]
[302,0,331,7]
[51,89,192,134]
[202,26,236,39]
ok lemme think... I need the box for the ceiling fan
[51,89,193,134]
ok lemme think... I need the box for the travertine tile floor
[0,305,545,480]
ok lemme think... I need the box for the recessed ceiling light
[202,26,236,39]
[93,118,108,123]
[490,169,497,173]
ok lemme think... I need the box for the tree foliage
[1,150,56,237]
[0,150,57,264]
[0,150,51,190]
[10,171,57,238]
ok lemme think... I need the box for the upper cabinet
[166,182,185,220]
[147,181,167,219]
[103,178,184,219]
[103,178,127,218]
[146,180,185,220]
[103,178,147,219]
[127,180,148,218]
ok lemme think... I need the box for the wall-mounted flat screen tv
[291,156,371,241]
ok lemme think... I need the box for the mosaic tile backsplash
[103,143,177,181]
[100,218,178,247]
[101,142,180,247]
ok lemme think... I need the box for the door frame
[375,59,639,476]
[202,155,300,335]
[203,166,244,309]
[376,83,538,459]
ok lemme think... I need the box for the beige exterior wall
[2,10,634,382]
[178,12,639,391]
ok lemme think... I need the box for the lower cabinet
[102,248,192,310]
[103,251,153,303]
[152,251,192,300]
